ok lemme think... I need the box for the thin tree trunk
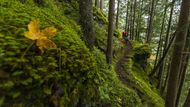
[95,0,100,8]
[165,0,190,106]
[124,5,128,32]
[158,0,175,80]
[100,0,103,10]
[164,0,175,48]
[79,0,95,50]
[184,88,190,107]
[156,0,169,91]
[115,0,120,29]
[149,32,176,77]
[132,0,137,39]
[129,1,133,39]
[106,0,115,64]
[127,1,130,32]
[161,59,171,95]
[135,0,143,41]
[146,0,155,43]
[154,0,168,70]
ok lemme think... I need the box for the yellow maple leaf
[24,20,41,40]
[24,20,57,53]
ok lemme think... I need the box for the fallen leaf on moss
[24,19,57,53]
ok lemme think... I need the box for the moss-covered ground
[0,0,164,106]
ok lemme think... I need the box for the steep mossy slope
[122,41,164,107]
[0,0,141,107]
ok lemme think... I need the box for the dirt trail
[116,41,133,84]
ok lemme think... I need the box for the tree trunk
[95,0,100,8]
[115,0,120,29]
[124,4,129,32]
[156,0,168,91]
[184,88,190,107]
[149,32,176,77]
[157,0,175,81]
[129,1,133,39]
[79,0,95,50]
[106,0,115,64]
[126,1,130,33]
[100,0,103,10]
[132,0,137,40]
[164,0,175,48]
[146,0,155,43]
[165,0,190,106]
[154,0,168,68]
[175,26,190,107]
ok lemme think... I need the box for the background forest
[0,0,190,107]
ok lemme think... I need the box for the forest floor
[116,41,133,85]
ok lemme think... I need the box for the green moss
[114,29,121,38]
[0,0,143,106]
[93,48,142,107]
[0,0,97,106]
[121,41,164,107]
[93,7,108,25]
[0,0,164,106]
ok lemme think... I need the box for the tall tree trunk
[164,0,175,48]
[124,5,129,32]
[156,0,168,91]
[115,0,120,29]
[157,0,175,82]
[150,32,176,77]
[79,0,95,50]
[132,0,137,40]
[146,0,155,43]
[135,0,143,41]
[95,0,100,8]
[106,0,115,64]
[154,0,168,70]
[126,1,130,33]
[165,0,190,106]
[129,1,133,39]
[161,60,171,95]
[175,26,190,107]
[100,0,103,10]
[184,88,190,107]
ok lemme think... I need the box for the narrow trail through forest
[116,41,133,85]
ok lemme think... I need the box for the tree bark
[175,26,190,107]
[157,0,175,82]
[100,0,103,10]
[146,0,156,43]
[165,0,190,106]
[149,32,176,77]
[115,0,120,29]
[95,0,100,8]
[106,0,115,64]
[124,3,129,32]
[132,0,137,40]
[156,0,168,91]
[79,0,95,50]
